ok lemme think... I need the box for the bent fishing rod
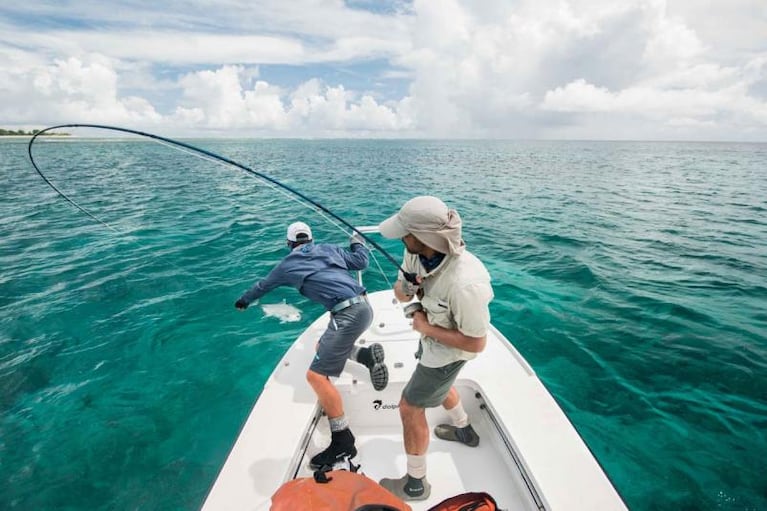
[28,123,417,283]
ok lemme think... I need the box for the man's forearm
[420,323,486,353]
[241,281,267,304]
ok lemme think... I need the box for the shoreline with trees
[0,128,70,136]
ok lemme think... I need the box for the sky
[1,0,766,140]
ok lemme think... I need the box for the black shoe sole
[370,343,385,364]
[370,363,389,391]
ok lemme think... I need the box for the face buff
[419,252,446,273]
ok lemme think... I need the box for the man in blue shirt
[234,221,388,468]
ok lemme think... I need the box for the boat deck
[297,382,541,511]
[202,290,626,511]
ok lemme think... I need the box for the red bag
[270,470,412,511]
[427,491,498,511]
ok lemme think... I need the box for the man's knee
[399,396,422,421]
[442,386,459,408]
[306,369,327,385]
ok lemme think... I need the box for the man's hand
[411,312,487,353]
[400,276,421,296]
[349,232,366,246]
[394,275,423,302]
[235,298,249,310]
[411,310,430,335]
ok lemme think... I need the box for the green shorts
[402,360,467,408]
[310,302,373,377]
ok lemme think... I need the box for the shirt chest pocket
[421,295,453,329]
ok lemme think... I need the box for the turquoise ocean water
[1,136,766,510]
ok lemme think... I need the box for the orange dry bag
[270,469,412,511]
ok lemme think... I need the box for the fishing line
[28,124,415,282]
[149,137,353,241]
[370,252,393,289]
[157,139,396,291]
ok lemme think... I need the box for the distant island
[0,128,70,136]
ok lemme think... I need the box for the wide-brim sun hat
[379,196,464,255]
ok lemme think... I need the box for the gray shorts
[309,301,373,377]
[402,360,467,408]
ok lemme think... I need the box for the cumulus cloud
[532,0,767,135]
[396,0,767,139]
[172,66,412,135]
[0,0,764,139]
[397,0,645,136]
[541,79,730,119]
[0,53,161,126]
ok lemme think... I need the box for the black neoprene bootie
[356,343,388,391]
[310,428,357,468]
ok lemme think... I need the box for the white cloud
[0,1,413,41]
[171,66,412,135]
[541,78,767,131]
[395,0,623,136]
[0,53,161,126]
[665,0,767,59]
[0,1,412,65]
[541,79,732,119]
[176,66,272,128]
[0,0,765,139]
[395,0,767,139]
[6,30,307,65]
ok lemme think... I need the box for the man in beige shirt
[377,196,494,501]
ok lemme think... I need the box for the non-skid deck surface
[203,290,626,511]
[296,384,540,511]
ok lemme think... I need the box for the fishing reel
[403,302,423,319]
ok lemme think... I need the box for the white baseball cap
[286,221,312,242]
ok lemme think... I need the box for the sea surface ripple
[1,137,766,510]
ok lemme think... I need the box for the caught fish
[261,301,301,323]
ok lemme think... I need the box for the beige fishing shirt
[399,248,494,368]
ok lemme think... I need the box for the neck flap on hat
[411,208,465,255]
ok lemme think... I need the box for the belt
[330,294,368,314]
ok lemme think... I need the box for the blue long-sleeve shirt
[239,242,369,311]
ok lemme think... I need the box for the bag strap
[354,506,405,511]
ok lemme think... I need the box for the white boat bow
[204,225,626,510]
[203,284,626,510]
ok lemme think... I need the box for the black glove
[235,298,248,310]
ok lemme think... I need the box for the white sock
[406,454,427,479]
[349,345,360,361]
[446,401,469,428]
[329,414,349,432]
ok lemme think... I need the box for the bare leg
[379,396,432,500]
[400,397,429,455]
[306,369,343,418]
